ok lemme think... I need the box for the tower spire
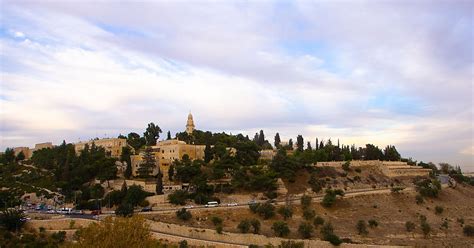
[186,112,195,134]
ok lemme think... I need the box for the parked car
[70,209,84,215]
[184,205,195,209]
[141,207,152,212]
[47,209,57,214]
[226,202,238,207]
[205,201,219,208]
[248,200,257,205]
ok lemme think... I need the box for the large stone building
[74,138,127,158]
[13,142,54,160]
[131,113,205,180]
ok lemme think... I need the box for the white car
[184,205,194,209]
[226,202,238,207]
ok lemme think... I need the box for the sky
[0,1,472,171]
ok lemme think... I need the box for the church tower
[186,112,195,135]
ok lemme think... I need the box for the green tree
[0,209,26,231]
[296,135,304,152]
[176,208,192,221]
[127,132,146,151]
[274,133,281,148]
[115,203,134,217]
[250,219,261,234]
[314,216,325,227]
[321,189,344,208]
[138,147,155,178]
[405,221,415,232]
[168,164,174,181]
[237,219,251,233]
[383,145,401,161]
[320,222,342,246]
[277,205,293,220]
[272,221,290,237]
[204,143,213,163]
[167,131,172,140]
[3,148,15,163]
[16,151,25,161]
[168,190,189,205]
[356,220,368,235]
[122,147,133,179]
[301,195,312,209]
[156,170,164,195]
[298,222,314,238]
[144,122,162,146]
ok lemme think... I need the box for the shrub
[355,168,362,173]
[279,241,305,248]
[115,203,134,217]
[176,208,192,221]
[0,209,26,231]
[211,216,222,226]
[298,222,314,238]
[278,205,293,220]
[179,240,188,248]
[356,220,368,235]
[463,225,474,237]
[255,202,275,219]
[342,161,351,171]
[415,178,441,198]
[320,223,342,246]
[368,219,378,228]
[51,231,66,242]
[391,186,405,193]
[272,221,290,237]
[435,206,444,215]
[303,209,315,220]
[415,195,424,204]
[216,225,223,234]
[321,189,344,208]
[405,221,415,232]
[249,202,260,213]
[237,219,251,233]
[251,219,261,234]
[300,195,312,209]
[168,190,189,205]
[314,216,325,227]
[457,217,465,226]
[421,221,431,237]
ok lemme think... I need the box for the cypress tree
[274,133,281,148]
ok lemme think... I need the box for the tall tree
[306,141,312,151]
[16,151,25,161]
[127,132,145,151]
[296,135,304,152]
[319,140,324,150]
[144,122,162,146]
[167,131,172,140]
[288,139,293,150]
[138,147,155,178]
[204,143,213,163]
[383,145,401,161]
[168,164,174,181]
[156,170,164,195]
[121,147,133,179]
[3,148,15,163]
[274,133,281,148]
[257,130,265,147]
[315,138,319,150]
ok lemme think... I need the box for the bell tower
[186,112,195,135]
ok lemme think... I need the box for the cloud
[0,1,472,171]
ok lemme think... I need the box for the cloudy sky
[0,1,472,171]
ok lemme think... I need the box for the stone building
[131,113,205,180]
[13,142,54,160]
[74,138,127,158]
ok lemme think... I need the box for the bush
[249,203,260,213]
[303,209,315,220]
[168,190,189,205]
[115,203,134,217]
[321,189,344,208]
[314,216,325,227]
[255,202,275,219]
[420,220,431,237]
[277,205,293,220]
[415,195,424,204]
[237,219,251,233]
[391,186,405,193]
[356,220,368,235]
[405,221,415,232]
[463,225,474,236]
[272,221,290,237]
[457,217,465,226]
[176,208,192,221]
[216,225,223,234]
[320,223,342,246]
[435,206,444,215]
[300,195,312,209]
[211,216,222,226]
[179,240,188,248]
[368,219,378,228]
[342,161,351,171]
[355,168,362,173]
[0,209,27,231]
[251,219,261,234]
[441,220,448,230]
[415,178,441,198]
[279,241,305,248]
[298,222,314,238]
